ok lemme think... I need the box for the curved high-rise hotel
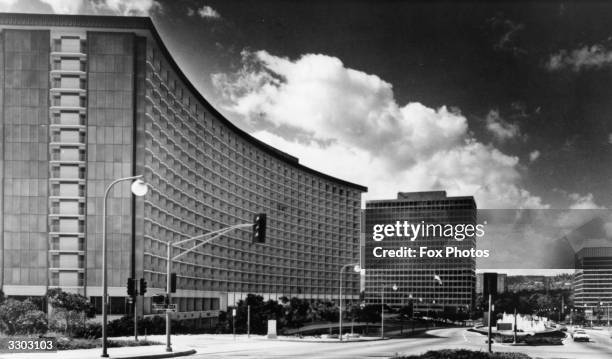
[0,13,366,324]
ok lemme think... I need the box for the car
[572,330,590,342]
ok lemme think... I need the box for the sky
[1,0,611,210]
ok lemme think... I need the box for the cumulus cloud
[39,0,84,13]
[568,193,605,210]
[485,110,521,142]
[0,0,160,15]
[547,45,612,71]
[94,0,160,16]
[213,50,546,209]
[529,150,540,162]
[193,5,220,19]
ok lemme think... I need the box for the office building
[568,217,612,322]
[0,13,366,324]
[363,191,476,313]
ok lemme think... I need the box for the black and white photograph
[0,1,610,358]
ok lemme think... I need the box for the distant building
[476,272,507,296]
[566,217,612,322]
[363,191,476,313]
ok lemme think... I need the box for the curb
[258,337,389,343]
[112,349,196,359]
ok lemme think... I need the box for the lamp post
[338,263,361,341]
[381,284,397,339]
[101,176,148,358]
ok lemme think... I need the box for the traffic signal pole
[134,295,138,342]
[162,219,262,352]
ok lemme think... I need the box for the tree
[311,300,338,322]
[358,304,380,324]
[47,288,95,317]
[398,304,413,318]
[224,294,284,335]
[282,297,312,328]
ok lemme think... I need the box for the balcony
[49,167,86,182]
[50,149,86,163]
[50,132,86,146]
[50,224,85,234]
[51,38,87,57]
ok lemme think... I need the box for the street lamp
[381,284,397,339]
[101,175,148,358]
[338,263,361,341]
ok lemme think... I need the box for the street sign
[166,304,177,312]
[232,308,236,317]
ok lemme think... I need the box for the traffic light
[127,277,136,297]
[139,278,147,295]
[252,213,266,243]
[170,272,177,293]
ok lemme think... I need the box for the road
[141,327,612,359]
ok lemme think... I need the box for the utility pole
[247,305,251,338]
[487,294,492,353]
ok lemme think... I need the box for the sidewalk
[0,345,195,359]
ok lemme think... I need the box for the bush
[71,320,102,339]
[14,310,48,335]
[49,309,88,337]
[139,316,167,335]
[107,315,134,337]
[47,289,98,337]
[55,337,161,350]
[0,299,44,335]
[47,289,95,318]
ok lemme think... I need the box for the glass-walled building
[0,13,366,324]
[363,191,476,313]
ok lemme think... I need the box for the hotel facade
[0,13,366,323]
[363,191,476,313]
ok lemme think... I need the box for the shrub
[47,289,100,337]
[47,289,95,317]
[14,310,48,335]
[138,316,167,335]
[107,315,134,337]
[54,337,161,350]
[0,299,40,335]
[71,320,102,339]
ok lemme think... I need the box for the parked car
[572,330,590,342]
